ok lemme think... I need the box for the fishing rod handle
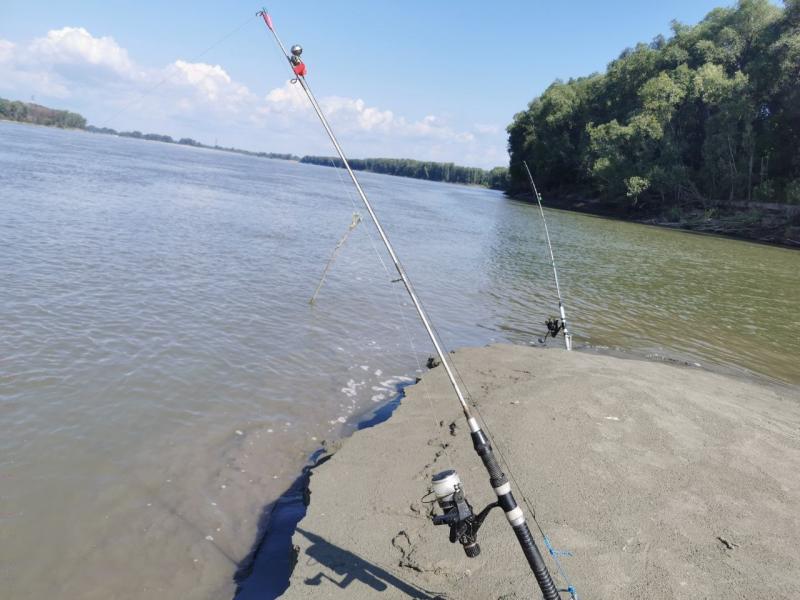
[471,428,559,600]
[513,522,561,600]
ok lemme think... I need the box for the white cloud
[0,27,508,168]
[0,29,252,114]
[263,81,309,112]
[0,40,15,63]
[474,123,501,135]
[28,27,137,77]
[167,60,255,111]
[322,96,395,131]
[259,82,478,146]
[0,27,141,98]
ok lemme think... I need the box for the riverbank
[512,191,800,248]
[279,344,800,599]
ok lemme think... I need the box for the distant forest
[508,0,800,209]
[300,156,509,189]
[84,125,300,161]
[1,98,507,190]
[0,97,86,129]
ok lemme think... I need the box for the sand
[280,344,800,599]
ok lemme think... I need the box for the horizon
[0,1,778,169]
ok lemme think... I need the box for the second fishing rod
[522,161,573,351]
[258,9,560,600]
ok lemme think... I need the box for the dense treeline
[508,0,800,209]
[0,101,299,162]
[300,156,509,190]
[2,97,506,190]
[0,97,86,129]
[85,126,299,161]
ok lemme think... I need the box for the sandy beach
[280,344,800,599]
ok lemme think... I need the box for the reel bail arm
[430,470,500,558]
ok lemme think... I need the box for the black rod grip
[513,521,560,600]
[472,428,559,598]
[471,430,507,487]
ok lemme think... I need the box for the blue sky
[0,0,755,168]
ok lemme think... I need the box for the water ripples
[1,121,798,599]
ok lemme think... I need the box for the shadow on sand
[233,384,428,599]
[292,527,440,599]
[232,453,320,600]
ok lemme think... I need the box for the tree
[507,0,799,207]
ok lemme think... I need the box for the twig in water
[309,212,362,305]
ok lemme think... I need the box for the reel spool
[430,470,498,558]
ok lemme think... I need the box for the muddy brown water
[1,121,797,599]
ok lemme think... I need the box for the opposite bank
[512,191,800,248]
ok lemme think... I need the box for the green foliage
[0,97,86,128]
[86,129,298,161]
[508,0,800,208]
[667,205,684,221]
[143,133,174,143]
[625,176,651,205]
[786,180,800,205]
[639,72,687,120]
[754,180,775,201]
[299,156,508,190]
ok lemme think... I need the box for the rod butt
[513,521,560,600]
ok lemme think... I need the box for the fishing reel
[545,317,564,339]
[537,317,563,344]
[429,470,499,558]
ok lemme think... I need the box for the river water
[1,121,798,599]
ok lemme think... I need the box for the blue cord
[542,535,579,599]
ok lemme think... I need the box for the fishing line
[325,156,458,470]
[259,11,559,598]
[412,228,580,595]
[388,169,578,594]
[276,57,456,466]
[379,257,458,472]
[423,310,543,511]
[439,345,579,598]
[291,78,455,466]
[95,14,255,129]
[298,68,571,598]
[318,111,456,471]
[319,134,543,595]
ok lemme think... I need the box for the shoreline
[273,344,800,599]
[232,386,413,599]
[510,192,800,249]
[235,342,797,599]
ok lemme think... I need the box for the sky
[0,0,755,168]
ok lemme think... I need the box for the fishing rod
[257,9,561,599]
[522,162,573,351]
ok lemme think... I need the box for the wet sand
[281,344,800,599]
